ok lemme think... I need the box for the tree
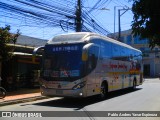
[131,0,160,48]
[0,25,20,61]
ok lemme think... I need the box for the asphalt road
[0,78,160,120]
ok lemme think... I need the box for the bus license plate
[56,90,63,94]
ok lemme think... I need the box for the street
[0,78,160,120]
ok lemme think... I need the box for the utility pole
[113,6,124,39]
[118,8,130,41]
[118,9,121,41]
[75,0,82,32]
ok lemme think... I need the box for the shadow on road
[32,88,142,110]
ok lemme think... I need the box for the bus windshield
[42,44,84,81]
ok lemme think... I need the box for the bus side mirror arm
[32,46,44,62]
[33,46,44,56]
[82,43,94,61]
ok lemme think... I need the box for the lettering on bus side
[108,62,127,70]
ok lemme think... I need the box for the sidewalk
[0,88,48,107]
[144,78,160,83]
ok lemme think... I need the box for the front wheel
[100,82,108,99]
[0,87,6,99]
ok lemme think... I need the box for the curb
[0,96,49,107]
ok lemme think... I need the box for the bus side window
[129,54,133,61]
[100,41,112,59]
[112,44,122,60]
[128,49,134,61]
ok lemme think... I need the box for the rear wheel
[100,82,108,99]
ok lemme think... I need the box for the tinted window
[112,44,120,57]
[42,43,84,81]
[100,41,112,58]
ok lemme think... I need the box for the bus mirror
[82,50,88,61]
[82,43,94,61]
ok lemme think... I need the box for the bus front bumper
[40,86,85,98]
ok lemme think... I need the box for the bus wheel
[100,82,108,99]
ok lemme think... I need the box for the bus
[33,32,143,99]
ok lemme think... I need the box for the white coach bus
[34,32,143,99]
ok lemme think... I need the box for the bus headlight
[72,82,86,90]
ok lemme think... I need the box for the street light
[83,7,109,11]
[100,8,110,11]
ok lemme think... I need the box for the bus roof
[47,32,95,44]
[88,33,141,53]
[47,32,141,53]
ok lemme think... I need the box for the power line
[0,0,113,37]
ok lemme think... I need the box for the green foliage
[0,25,20,61]
[131,0,160,48]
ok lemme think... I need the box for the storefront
[1,52,42,91]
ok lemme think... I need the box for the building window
[141,47,150,57]
[140,47,145,52]
[134,36,148,44]
[119,36,124,42]
[155,48,158,53]
[126,35,132,45]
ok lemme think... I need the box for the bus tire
[100,82,108,99]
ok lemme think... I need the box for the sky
[0,0,133,40]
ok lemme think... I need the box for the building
[16,35,47,47]
[1,35,47,90]
[108,29,160,77]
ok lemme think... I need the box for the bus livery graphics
[34,32,143,99]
